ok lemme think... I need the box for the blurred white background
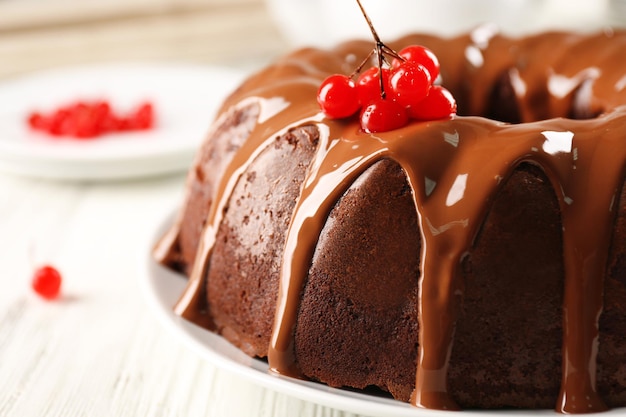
[0,0,624,78]
[266,0,621,47]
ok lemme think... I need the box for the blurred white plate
[0,63,246,181]
[141,210,626,417]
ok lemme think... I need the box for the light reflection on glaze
[542,131,574,155]
[445,174,468,207]
[548,68,601,99]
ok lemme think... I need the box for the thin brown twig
[355,0,405,99]
[349,49,375,79]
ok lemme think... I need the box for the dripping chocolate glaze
[156,28,626,413]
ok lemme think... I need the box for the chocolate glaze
[156,29,626,413]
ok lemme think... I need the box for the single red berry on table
[31,265,62,300]
[389,61,431,108]
[317,74,361,119]
[360,99,409,133]
[356,67,392,105]
[392,45,440,82]
[408,85,457,120]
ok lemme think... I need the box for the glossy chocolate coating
[155,28,626,412]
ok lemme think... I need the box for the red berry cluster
[317,44,456,133]
[27,100,155,139]
[31,265,62,300]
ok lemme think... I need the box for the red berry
[31,265,62,300]
[48,109,72,136]
[317,74,360,119]
[28,112,51,131]
[74,120,98,139]
[115,117,134,131]
[131,103,154,130]
[92,101,111,128]
[393,45,440,82]
[84,101,109,135]
[360,99,409,133]
[389,62,431,108]
[408,86,457,120]
[356,67,392,105]
[70,103,99,139]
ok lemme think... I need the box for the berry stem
[350,49,375,79]
[355,0,382,44]
[376,44,387,99]
[355,0,388,98]
[355,0,403,99]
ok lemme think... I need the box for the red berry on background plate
[389,62,431,108]
[356,67,391,105]
[26,99,156,139]
[408,85,457,120]
[318,74,361,119]
[72,103,99,139]
[360,99,409,133]
[131,103,154,130]
[28,112,50,131]
[393,45,441,82]
[31,265,62,300]
[48,108,71,136]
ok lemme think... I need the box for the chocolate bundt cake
[155,27,626,413]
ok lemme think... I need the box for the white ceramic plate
[140,211,626,417]
[0,63,246,181]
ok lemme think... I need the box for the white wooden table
[0,171,367,417]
